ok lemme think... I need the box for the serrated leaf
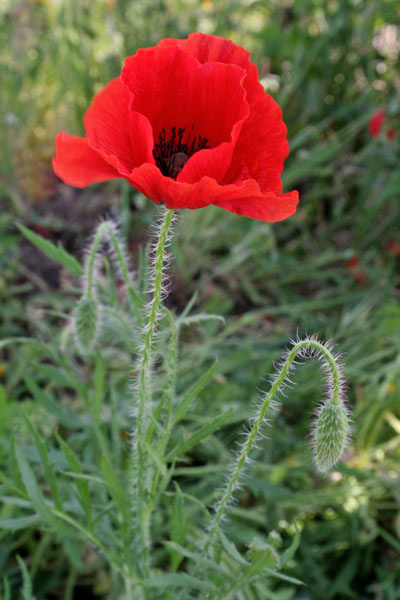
[173,360,218,425]
[17,223,83,276]
[247,538,280,573]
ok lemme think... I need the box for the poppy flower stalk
[132,207,175,580]
[195,337,349,576]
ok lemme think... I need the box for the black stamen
[153,125,209,179]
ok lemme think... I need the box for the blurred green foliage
[0,0,400,598]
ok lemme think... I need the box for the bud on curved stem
[73,220,142,353]
[73,296,99,353]
[202,336,349,561]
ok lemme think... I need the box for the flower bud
[74,296,99,353]
[312,400,349,473]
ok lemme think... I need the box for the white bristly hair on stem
[129,206,175,583]
[73,219,143,353]
[199,335,350,568]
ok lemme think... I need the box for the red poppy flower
[369,109,385,137]
[53,33,298,222]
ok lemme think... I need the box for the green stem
[200,338,343,566]
[85,223,106,298]
[132,207,174,579]
[84,221,143,321]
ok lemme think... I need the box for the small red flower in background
[346,254,366,285]
[369,109,385,137]
[369,108,397,141]
[386,242,400,257]
[387,128,397,141]
[52,33,298,222]
[346,255,360,269]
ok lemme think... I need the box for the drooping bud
[312,400,349,473]
[74,296,99,353]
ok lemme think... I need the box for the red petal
[122,46,248,183]
[223,92,289,195]
[83,77,154,173]
[213,184,299,222]
[157,33,291,195]
[157,33,260,99]
[52,133,120,187]
[127,163,298,222]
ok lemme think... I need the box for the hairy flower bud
[312,400,349,473]
[74,296,99,353]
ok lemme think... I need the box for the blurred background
[1,0,400,598]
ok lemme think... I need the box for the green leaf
[247,538,280,574]
[165,541,227,576]
[142,440,167,479]
[170,483,187,571]
[263,568,304,586]
[178,314,225,328]
[378,526,400,553]
[16,556,36,600]
[15,445,54,526]
[100,456,130,523]
[24,376,81,428]
[218,528,249,566]
[281,528,301,567]
[0,337,54,354]
[168,408,233,460]
[22,414,60,509]
[0,576,11,600]
[93,354,105,424]
[173,360,218,425]
[141,573,216,592]
[56,434,91,526]
[17,223,83,276]
[0,514,39,530]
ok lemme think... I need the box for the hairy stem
[84,221,143,318]
[131,207,174,580]
[203,338,345,561]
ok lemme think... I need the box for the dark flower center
[153,126,209,179]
